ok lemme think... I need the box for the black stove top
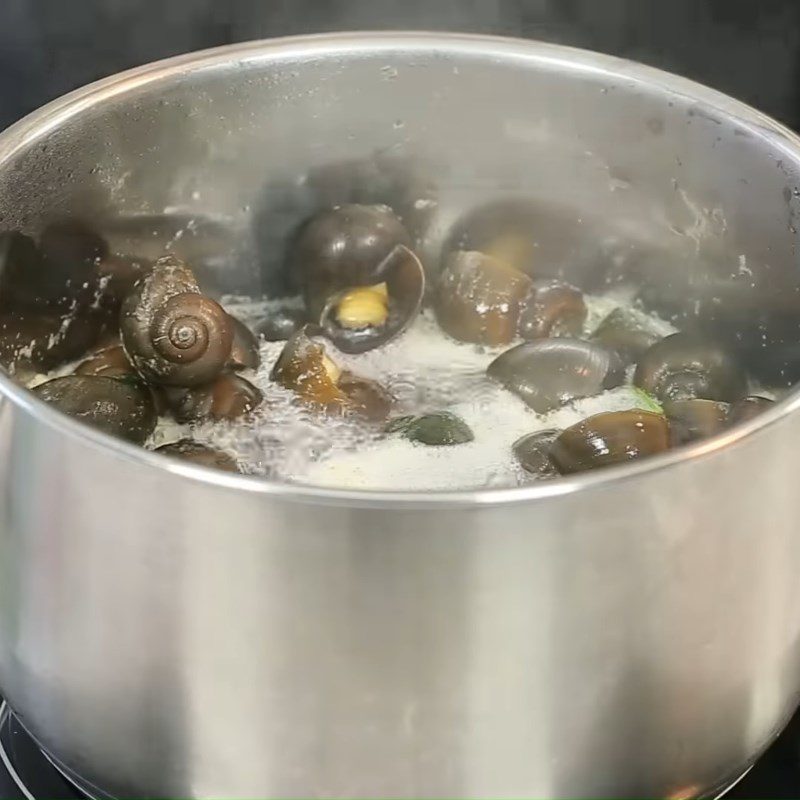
[1,699,800,800]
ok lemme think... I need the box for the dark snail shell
[75,345,135,379]
[517,281,587,340]
[96,253,151,309]
[164,373,263,423]
[550,410,670,474]
[436,250,532,346]
[292,203,412,320]
[120,255,233,387]
[33,375,157,444]
[319,244,425,354]
[35,220,108,310]
[663,399,730,446]
[591,308,663,364]
[155,439,239,473]
[512,429,561,477]
[634,332,748,403]
[728,395,775,426]
[255,305,308,342]
[386,412,474,446]
[228,315,261,370]
[337,371,393,421]
[487,339,625,413]
[0,311,100,374]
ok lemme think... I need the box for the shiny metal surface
[1,31,800,798]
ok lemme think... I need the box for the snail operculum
[487,338,625,414]
[633,332,748,403]
[512,429,562,477]
[120,254,233,387]
[33,374,157,444]
[517,281,587,341]
[550,410,670,474]
[386,411,474,446]
[435,250,532,346]
[155,439,239,472]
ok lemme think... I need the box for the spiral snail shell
[120,255,233,387]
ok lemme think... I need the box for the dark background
[1,0,800,131]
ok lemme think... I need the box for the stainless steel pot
[2,31,800,799]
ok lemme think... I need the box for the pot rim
[1,30,799,509]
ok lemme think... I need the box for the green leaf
[632,386,664,415]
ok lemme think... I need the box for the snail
[75,345,136,379]
[0,310,100,374]
[120,255,233,387]
[728,395,774,425]
[512,429,561,477]
[33,375,157,445]
[591,307,663,364]
[290,204,425,353]
[487,339,625,413]
[517,281,587,341]
[435,250,532,346]
[227,315,261,370]
[634,332,748,403]
[550,410,671,474]
[663,399,730,446]
[271,326,393,419]
[155,439,239,473]
[163,373,263,423]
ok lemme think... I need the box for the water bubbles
[380,65,398,79]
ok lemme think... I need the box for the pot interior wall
[0,37,799,384]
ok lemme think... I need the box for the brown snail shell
[550,410,671,474]
[318,244,425,354]
[155,439,239,472]
[75,345,135,379]
[663,399,730,446]
[436,250,533,346]
[271,326,391,418]
[164,373,263,423]
[517,281,587,340]
[33,375,157,445]
[120,255,233,387]
[728,395,774,425]
[337,371,394,421]
[271,327,348,408]
[0,311,100,374]
[227,315,261,370]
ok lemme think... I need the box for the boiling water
[143,289,676,491]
